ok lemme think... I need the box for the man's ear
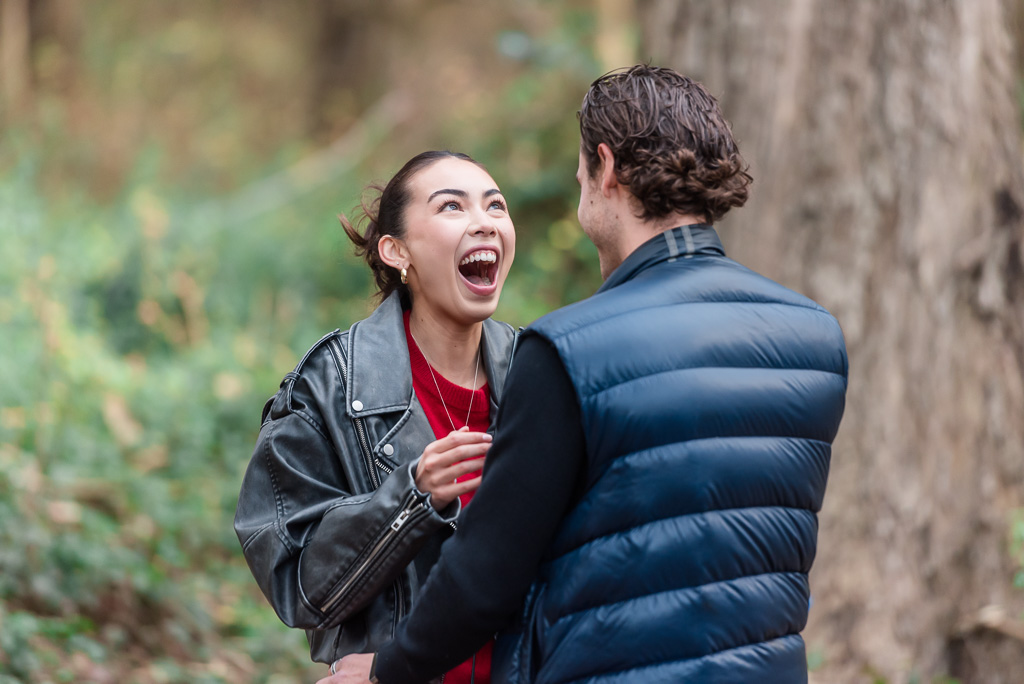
[378,234,408,270]
[596,143,618,198]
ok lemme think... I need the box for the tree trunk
[306,0,382,142]
[1,0,32,114]
[638,1,1024,682]
[595,0,637,72]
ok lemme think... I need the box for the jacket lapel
[345,292,516,421]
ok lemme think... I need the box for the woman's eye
[441,201,461,212]
[489,199,507,211]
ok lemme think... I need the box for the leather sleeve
[234,346,458,630]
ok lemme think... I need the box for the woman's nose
[469,218,497,237]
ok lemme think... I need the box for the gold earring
[400,267,408,284]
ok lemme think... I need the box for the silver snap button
[351,400,363,411]
[382,444,394,456]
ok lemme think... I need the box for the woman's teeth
[459,251,497,267]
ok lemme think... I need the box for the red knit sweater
[404,312,492,684]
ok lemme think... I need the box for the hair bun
[579,65,753,223]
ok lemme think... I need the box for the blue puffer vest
[496,225,848,684]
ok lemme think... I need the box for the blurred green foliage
[1012,510,1024,593]
[0,161,323,682]
[0,2,604,681]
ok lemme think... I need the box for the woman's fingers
[430,475,483,507]
[418,436,491,471]
[452,474,482,493]
[434,429,492,452]
[430,441,491,466]
[414,430,493,506]
[419,454,485,489]
[440,454,486,480]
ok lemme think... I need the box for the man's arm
[374,332,587,684]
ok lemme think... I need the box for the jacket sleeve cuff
[404,459,461,523]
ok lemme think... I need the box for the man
[325,64,848,684]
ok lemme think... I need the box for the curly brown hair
[579,64,752,223]
[340,150,484,301]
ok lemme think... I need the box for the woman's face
[399,158,516,326]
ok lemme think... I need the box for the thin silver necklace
[410,331,481,431]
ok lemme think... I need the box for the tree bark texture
[1,0,32,114]
[638,1,1024,682]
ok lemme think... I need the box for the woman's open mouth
[457,248,500,295]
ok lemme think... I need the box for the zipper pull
[391,493,430,532]
[391,508,413,532]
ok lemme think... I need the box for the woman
[234,151,517,683]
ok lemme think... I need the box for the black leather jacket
[234,292,517,664]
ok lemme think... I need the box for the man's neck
[601,211,708,279]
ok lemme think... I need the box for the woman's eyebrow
[427,188,502,202]
[428,188,467,202]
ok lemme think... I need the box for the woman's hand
[415,427,492,509]
[318,653,373,684]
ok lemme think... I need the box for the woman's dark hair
[578,64,752,223]
[341,150,483,300]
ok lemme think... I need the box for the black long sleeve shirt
[375,332,587,684]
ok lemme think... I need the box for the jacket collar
[596,223,726,294]
[345,291,514,418]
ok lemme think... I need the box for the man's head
[577,65,752,226]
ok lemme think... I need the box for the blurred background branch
[198,90,414,226]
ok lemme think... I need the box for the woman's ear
[378,234,408,270]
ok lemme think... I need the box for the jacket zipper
[335,339,380,489]
[354,416,380,488]
[320,492,430,614]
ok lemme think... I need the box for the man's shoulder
[707,257,834,312]
[531,257,842,341]
[528,290,614,343]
